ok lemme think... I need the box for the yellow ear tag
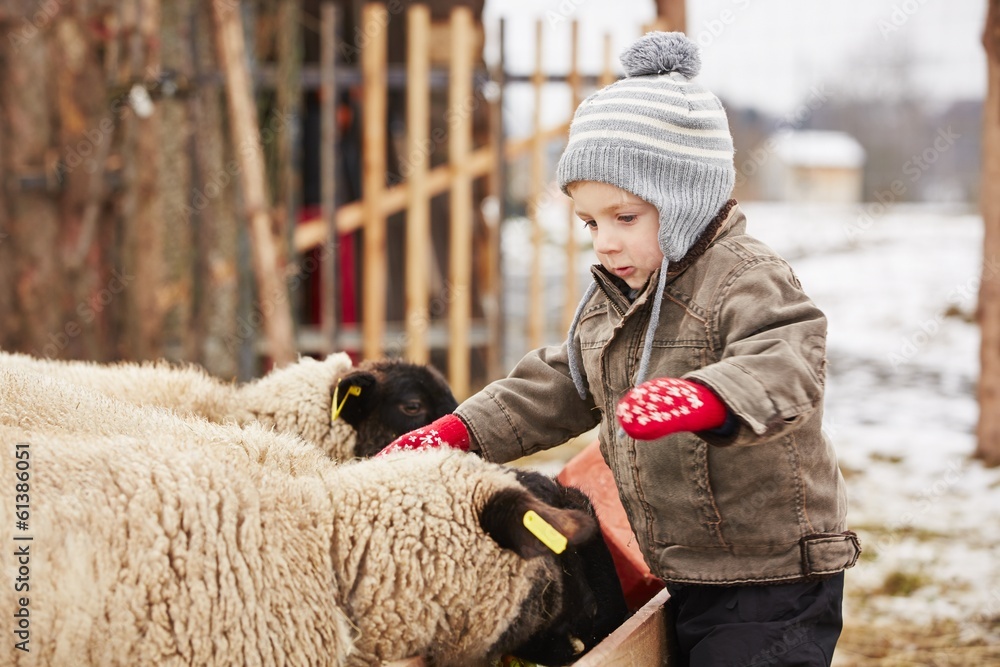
[523,510,568,555]
[331,384,362,422]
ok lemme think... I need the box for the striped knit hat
[558,32,735,399]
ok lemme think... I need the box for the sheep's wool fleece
[0,350,357,460]
[0,371,568,666]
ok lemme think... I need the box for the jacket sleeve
[455,342,601,463]
[684,257,827,446]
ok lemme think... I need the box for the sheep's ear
[333,371,379,427]
[480,488,597,559]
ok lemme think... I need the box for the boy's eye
[582,219,597,229]
[618,215,636,223]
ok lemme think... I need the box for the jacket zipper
[593,275,627,318]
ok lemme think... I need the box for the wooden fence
[295,3,495,399]
[291,4,658,399]
[0,1,677,393]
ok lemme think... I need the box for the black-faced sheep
[0,350,457,460]
[0,369,626,666]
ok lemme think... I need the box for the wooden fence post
[361,2,389,362]
[406,4,432,365]
[483,18,507,381]
[211,0,297,368]
[448,5,474,398]
[528,18,545,350]
[563,19,582,334]
[977,0,1000,467]
[320,2,339,354]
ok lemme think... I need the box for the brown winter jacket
[456,202,861,585]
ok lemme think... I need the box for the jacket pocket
[800,532,861,576]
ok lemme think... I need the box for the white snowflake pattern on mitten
[616,377,727,440]
[377,415,471,456]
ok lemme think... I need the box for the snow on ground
[504,200,1000,641]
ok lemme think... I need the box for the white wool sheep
[0,350,457,460]
[0,370,613,666]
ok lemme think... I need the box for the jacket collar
[590,199,744,310]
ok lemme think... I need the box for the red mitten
[376,414,471,457]
[616,377,728,440]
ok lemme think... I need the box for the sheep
[0,350,458,460]
[0,369,627,666]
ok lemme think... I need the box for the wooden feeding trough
[381,588,673,667]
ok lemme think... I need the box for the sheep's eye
[400,401,425,416]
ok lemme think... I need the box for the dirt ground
[834,620,1000,666]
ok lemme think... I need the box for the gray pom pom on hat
[559,31,736,398]
[620,31,701,78]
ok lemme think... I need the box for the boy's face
[569,181,664,290]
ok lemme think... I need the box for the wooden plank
[483,16,507,382]
[447,5,474,399]
[382,658,425,667]
[293,146,495,253]
[563,19,581,333]
[977,0,1000,465]
[361,2,388,361]
[406,4,431,364]
[503,121,570,159]
[294,321,492,355]
[656,0,687,33]
[527,18,545,350]
[211,0,297,367]
[571,588,672,667]
[601,32,616,87]
[320,2,338,354]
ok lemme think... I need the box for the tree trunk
[157,0,196,363]
[977,0,1000,467]
[0,4,116,361]
[190,1,241,379]
[119,0,167,361]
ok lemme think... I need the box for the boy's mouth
[613,266,634,278]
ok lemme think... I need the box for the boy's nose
[593,229,620,255]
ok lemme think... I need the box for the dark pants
[665,572,845,667]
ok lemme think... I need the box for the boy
[382,32,859,665]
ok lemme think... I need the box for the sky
[483,0,988,117]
